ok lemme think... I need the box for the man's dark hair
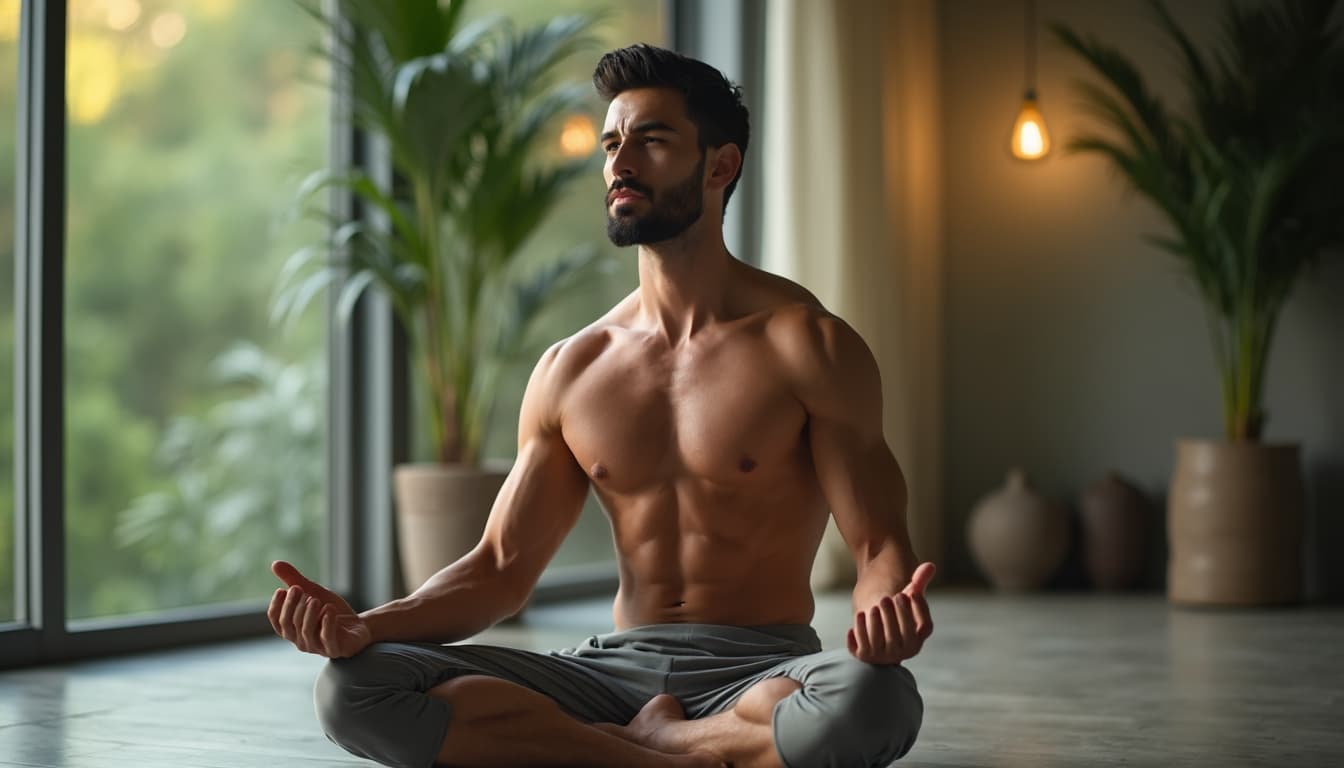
[593,44,750,212]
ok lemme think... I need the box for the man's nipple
[590,462,609,480]
[739,455,757,473]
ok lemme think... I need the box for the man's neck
[634,218,735,346]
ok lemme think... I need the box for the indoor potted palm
[1053,0,1344,605]
[276,0,601,591]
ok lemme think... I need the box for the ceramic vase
[967,468,1069,591]
[1079,473,1151,590]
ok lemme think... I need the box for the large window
[2,0,720,666]
[0,0,18,626]
[62,0,328,621]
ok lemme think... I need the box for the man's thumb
[271,560,311,589]
[905,562,937,596]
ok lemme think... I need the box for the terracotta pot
[967,469,1069,591]
[1168,440,1303,606]
[393,460,511,593]
[1079,473,1151,590]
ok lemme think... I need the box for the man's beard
[605,156,706,247]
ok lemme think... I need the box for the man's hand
[847,562,935,666]
[267,560,372,659]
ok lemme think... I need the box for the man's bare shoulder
[735,268,858,369]
[739,270,878,414]
[530,292,639,394]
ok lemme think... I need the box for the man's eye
[604,143,619,153]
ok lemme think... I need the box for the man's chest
[558,338,809,494]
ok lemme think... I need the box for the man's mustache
[607,179,653,204]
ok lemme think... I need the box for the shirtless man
[268,44,934,768]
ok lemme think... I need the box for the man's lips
[609,190,646,204]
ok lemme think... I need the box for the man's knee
[838,660,923,761]
[775,654,923,766]
[313,646,388,742]
[313,642,454,766]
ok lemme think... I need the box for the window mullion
[10,0,69,665]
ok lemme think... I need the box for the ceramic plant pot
[1168,440,1303,606]
[393,461,510,593]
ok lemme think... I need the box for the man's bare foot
[596,694,699,756]
[594,701,722,767]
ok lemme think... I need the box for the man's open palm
[268,560,371,659]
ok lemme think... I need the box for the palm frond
[288,0,600,461]
[1054,0,1344,439]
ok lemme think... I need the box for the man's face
[601,88,706,247]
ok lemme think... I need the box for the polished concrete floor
[0,591,1341,767]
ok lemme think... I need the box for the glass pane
[464,1,667,572]
[64,0,329,620]
[0,0,18,624]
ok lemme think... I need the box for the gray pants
[315,623,923,768]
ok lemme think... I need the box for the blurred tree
[60,0,329,619]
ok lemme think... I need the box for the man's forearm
[359,552,525,644]
[851,543,916,611]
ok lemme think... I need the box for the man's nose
[609,142,640,178]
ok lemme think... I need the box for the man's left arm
[790,312,935,666]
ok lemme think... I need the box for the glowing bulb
[1010,95,1051,160]
[558,115,597,157]
[150,12,187,49]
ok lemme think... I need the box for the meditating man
[268,44,933,768]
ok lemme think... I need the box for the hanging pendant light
[1010,0,1051,160]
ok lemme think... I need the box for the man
[269,44,933,768]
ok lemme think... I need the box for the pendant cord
[1025,0,1037,95]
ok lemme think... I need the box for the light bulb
[559,115,597,157]
[1010,93,1051,160]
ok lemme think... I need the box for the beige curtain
[761,0,945,589]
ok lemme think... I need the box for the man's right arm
[271,340,590,653]
[359,340,591,644]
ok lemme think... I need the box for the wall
[937,0,1344,598]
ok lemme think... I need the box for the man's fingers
[894,594,916,647]
[266,588,286,637]
[319,608,336,657]
[291,593,312,650]
[278,585,305,640]
[912,593,933,640]
[853,611,871,658]
[300,597,324,650]
[877,598,900,651]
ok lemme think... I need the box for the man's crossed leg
[315,624,922,768]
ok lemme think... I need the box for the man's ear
[706,143,742,192]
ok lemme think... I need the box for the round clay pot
[393,460,511,593]
[967,468,1069,591]
[1168,440,1303,606]
[1079,473,1151,590]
